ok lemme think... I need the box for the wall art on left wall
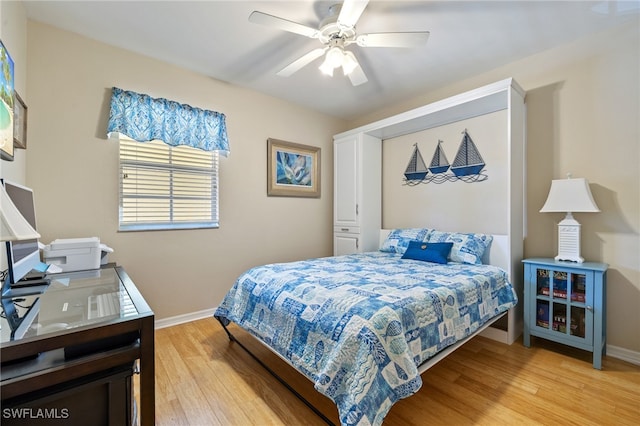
[0,39,15,161]
[267,138,321,198]
[13,92,27,149]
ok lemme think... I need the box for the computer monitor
[1,180,48,298]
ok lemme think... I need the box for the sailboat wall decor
[429,140,450,174]
[451,129,485,177]
[402,129,488,185]
[404,143,428,181]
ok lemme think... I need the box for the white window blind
[119,138,219,231]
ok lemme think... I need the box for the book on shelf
[553,271,568,292]
[539,287,566,299]
[571,293,586,303]
[572,273,586,302]
[536,269,550,289]
[538,287,586,302]
[536,301,549,328]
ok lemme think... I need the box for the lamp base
[555,254,584,263]
[555,213,584,263]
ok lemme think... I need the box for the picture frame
[267,138,321,198]
[13,92,27,149]
[1,39,15,161]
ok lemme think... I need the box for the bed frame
[218,230,512,425]
[219,312,506,425]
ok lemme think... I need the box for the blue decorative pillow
[427,231,493,265]
[380,228,432,254]
[401,241,453,264]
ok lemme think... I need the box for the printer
[43,237,113,273]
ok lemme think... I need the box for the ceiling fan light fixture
[319,46,345,76]
[326,46,345,68]
[341,50,358,75]
[319,58,335,76]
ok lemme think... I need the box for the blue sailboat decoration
[428,140,450,174]
[451,129,485,177]
[404,143,428,181]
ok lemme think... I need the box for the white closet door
[334,136,359,228]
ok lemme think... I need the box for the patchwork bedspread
[214,252,518,426]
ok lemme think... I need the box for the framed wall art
[13,92,27,149]
[1,39,15,161]
[267,138,321,198]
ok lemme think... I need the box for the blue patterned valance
[107,87,230,155]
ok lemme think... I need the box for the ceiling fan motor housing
[318,4,357,45]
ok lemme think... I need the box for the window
[119,137,219,231]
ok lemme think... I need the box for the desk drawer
[2,363,135,426]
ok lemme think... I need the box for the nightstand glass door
[531,266,593,346]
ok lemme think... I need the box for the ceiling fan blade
[347,62,368,87]
[249,11,319,38]
[338,0,369,28]
[277,48,327,77]
[356,32,430,48]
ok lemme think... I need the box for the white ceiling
[23,1,639,120]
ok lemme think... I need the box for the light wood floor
[149,317,640,425]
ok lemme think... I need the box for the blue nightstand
[522,258,608,369]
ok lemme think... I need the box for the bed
[214,228,518,425]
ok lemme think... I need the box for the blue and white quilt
[214,252,518,425]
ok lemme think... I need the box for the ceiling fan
[249,0,430,86]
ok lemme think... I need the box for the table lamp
[1,184,40,241]
[539,174,600,263]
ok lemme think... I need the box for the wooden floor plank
[150,318,640,425]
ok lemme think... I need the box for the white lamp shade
[0,185,41,241]
[540,177,600,213]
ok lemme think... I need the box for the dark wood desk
[1,266,154,425]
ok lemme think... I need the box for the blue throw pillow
[401,241,453,264]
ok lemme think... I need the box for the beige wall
[25,21,346,320]
[350,22,640,354]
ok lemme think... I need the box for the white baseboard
[606,344,640,366]
[154,308,215,330]
[154,310,640,368]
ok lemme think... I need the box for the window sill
[118,222,219,232]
